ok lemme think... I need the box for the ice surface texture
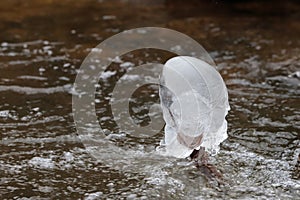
[159,56,230,158]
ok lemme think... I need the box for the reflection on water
[0,0,299,199]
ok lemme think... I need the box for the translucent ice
[159,56,230,158]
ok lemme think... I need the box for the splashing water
[159,56,230,158]
[1,1,299,199]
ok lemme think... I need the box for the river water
[0,0,299,199]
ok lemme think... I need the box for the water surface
[0,0,299,199]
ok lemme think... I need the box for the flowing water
[0,0,299,199]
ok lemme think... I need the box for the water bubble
[159,56,230,158]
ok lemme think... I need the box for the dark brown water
[0,0,299,199]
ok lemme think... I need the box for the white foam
[28,157,55,169]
